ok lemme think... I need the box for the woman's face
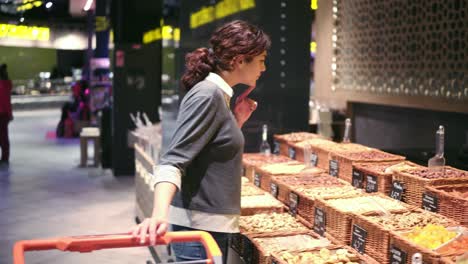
[237,51,267,87]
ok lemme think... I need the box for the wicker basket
[329,149,406,184]
[295,185,363,225]
[392,166,468,207]
[314,193,408,244]
[253,162,320,192]
[350,208,458,264]
[241,193,286,216]
[425,183,468,227]
[271,173,348,204]
[389,230,443,264]
[271,245,380,264]
[247,231,332,264]
[273,132,324,158]
[352,161,423,195]
[242,153,294,181]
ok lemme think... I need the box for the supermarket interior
[0,0,467,264]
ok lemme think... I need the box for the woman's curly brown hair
[181,20,271,91]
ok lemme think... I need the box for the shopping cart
[13,231,223,264]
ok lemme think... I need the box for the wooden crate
[352,161,422,195]
[329,149,406,184]
[392,166,468,207]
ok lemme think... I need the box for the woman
[0,63,12,165]
[131,20,270,262]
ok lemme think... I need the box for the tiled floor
[0,109,154,264]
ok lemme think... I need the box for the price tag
[389,246,407,264]
[288,147,296,159]
[365,175,378,193]
[313,207,326,236]
[289,192,299,216]
[270,183,279,198]
[310,153,318,167]
[254,173,261,187]
[352,169,364,188]
[390,181,405,201]
[329,160,339,177]
[351,224,367,254]
[273,141,280,155]
[422,192,438,212]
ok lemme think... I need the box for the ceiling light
[45,2,53,8]
[20,17,24,22]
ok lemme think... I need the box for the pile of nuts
[366,211,454,230]
[335,150,402,161]
[253,234,330,255]
[278,248,360,264]
[239,213,308,233]
[297,185,362,200]
[259,163,307,175]
[241,193,284,208]
[354,161,421,175]
[243,153,293,167]
[275,132,322,142]
[276,174,346,187]
[400,167,468,179]
[241,183,265,196]
[326,195,407,213]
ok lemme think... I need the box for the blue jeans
[171,224,232,264]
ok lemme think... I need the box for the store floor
[0,109,154,264]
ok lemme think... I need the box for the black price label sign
[310,153,318,167]
[254,173,261,187]
[390,181,405,201]
[289,192,299,216]
[270,183,279,198]
[351,224,367,254]
[352,169,364,188]
[313,207,326,236]
[288,147,296,159]
[422,192,438,212]
[365,175,378,193]
[329,160,339,177]
[389,246,407,264]
[273,141,280,155]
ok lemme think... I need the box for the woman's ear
[232,55,244,69]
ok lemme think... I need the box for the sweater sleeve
[153,92,222,190]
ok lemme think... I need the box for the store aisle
[0,109,153,264]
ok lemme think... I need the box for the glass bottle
[259,124,271,155]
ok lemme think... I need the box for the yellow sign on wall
[0,24,50,41]
[143,25,180,44]
[190,0,256,29]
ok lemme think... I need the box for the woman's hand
[234,97,257,128]
[130,217,169,245]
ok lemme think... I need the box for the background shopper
[131,20,271,263]
[0,63,12,165]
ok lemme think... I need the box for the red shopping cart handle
[13,231,222,264]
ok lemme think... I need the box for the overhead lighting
[20,17,25,23]
[83,0,93,11]
[45,2,53,8]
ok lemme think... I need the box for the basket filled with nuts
[242,153,293,181]
[239,212,310,236]
[424,183,468,226]
[241,181,266,197]
[329,149,406,184]
[352,161,422,195]
[294,184,363,225]
[389,225,464,264]
[392,166,468,207]
[271,246,379,264]
[241,193,286,216]
[273,132,325,157]
[271,173,348,204]
[351,208,458,264]
[314,193,408,244]
[253,162,322,192]
[246,231,333,264]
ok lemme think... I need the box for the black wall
[176,0,312,152]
